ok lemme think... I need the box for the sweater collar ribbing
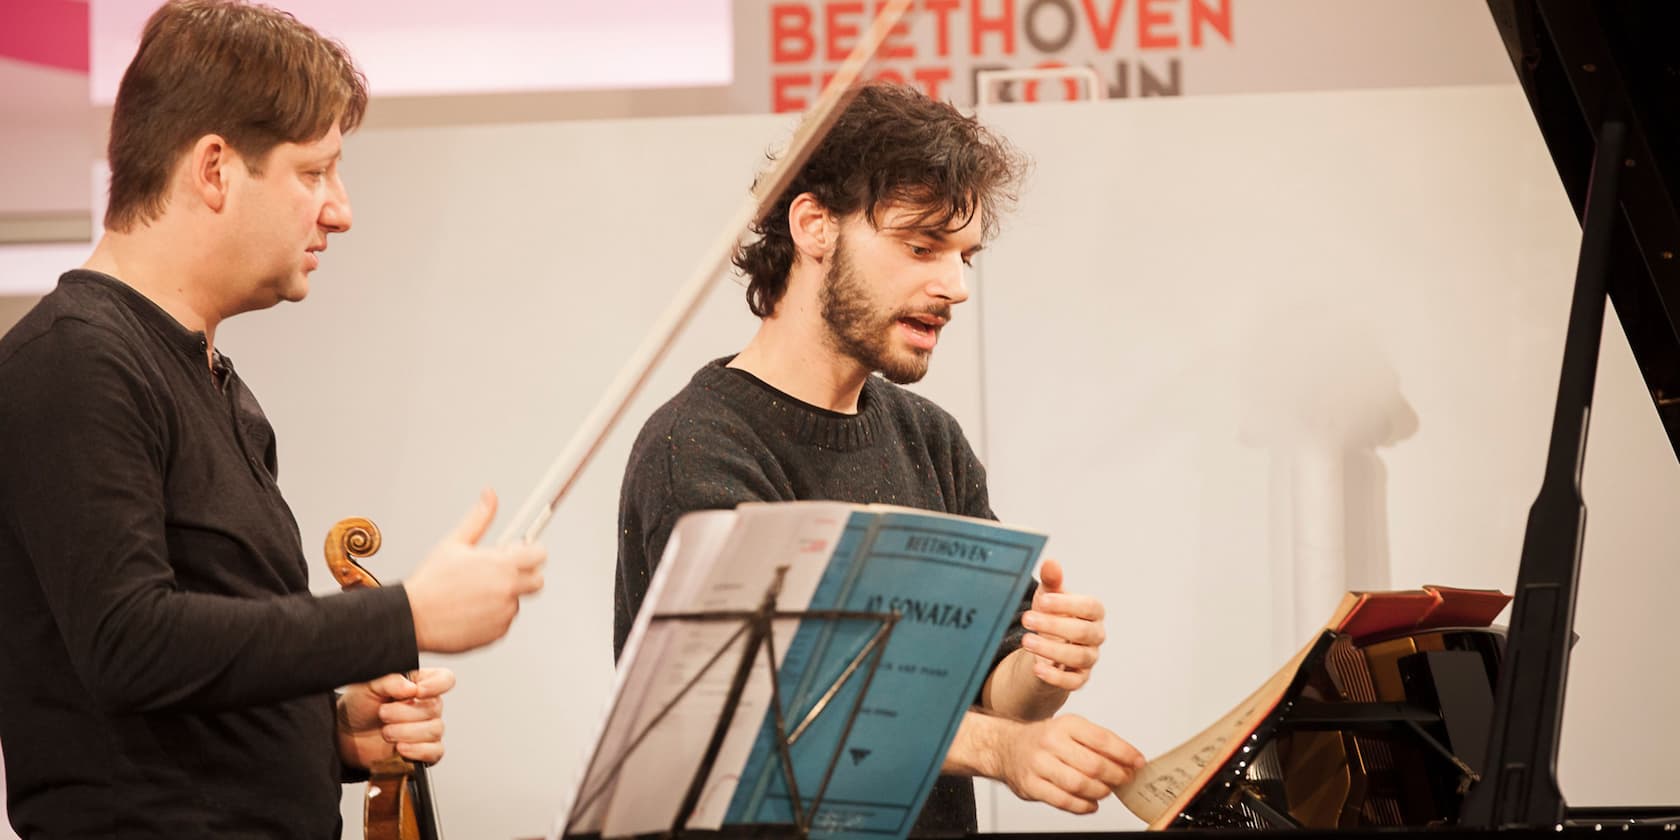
[695,357,889,452]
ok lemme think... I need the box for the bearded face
[819,231,953,384]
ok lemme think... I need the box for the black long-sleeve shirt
[616,358,1033,838]
[0,271,418,839]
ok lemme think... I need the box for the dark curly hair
[733,82,1028,317]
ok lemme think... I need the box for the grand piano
[573,3,1680,837]
[994,0,1680,835]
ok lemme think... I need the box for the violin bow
[494,0,914,548]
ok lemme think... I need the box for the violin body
[365,756,424,839]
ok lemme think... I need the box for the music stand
[564,567,899,839]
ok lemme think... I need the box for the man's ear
[185,135,234,213]
[787,192,836,263]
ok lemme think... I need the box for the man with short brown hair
[0,3,545,837]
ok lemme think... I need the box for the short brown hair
[733,82,1028,317]
[104,0,368,232]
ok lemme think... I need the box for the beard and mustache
[819,233,951,385]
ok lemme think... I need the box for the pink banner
[0,0,89,73]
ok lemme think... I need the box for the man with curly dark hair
[616,82,1145,833]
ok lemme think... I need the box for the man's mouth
[897,313,948,350]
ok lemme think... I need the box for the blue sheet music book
[723,505,1044,840]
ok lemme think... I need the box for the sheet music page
[590,502,855,837]
[721,508,1046,838]
[561,509,738,836]
[1115,638,1314,826]
[686,501,859,829]
[1117,591,1362,827]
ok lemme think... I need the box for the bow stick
[494,0,914,548]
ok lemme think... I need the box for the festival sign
[730,0,1513,112]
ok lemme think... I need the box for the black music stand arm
[1460,114,1627,830]
[796,614,896,828]
[670,569,791,834]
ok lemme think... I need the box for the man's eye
[961,254,975,267]
[909,245,932,257]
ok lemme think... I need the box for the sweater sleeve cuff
[363,584,422,674]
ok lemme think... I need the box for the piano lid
[1488,0,1680,459]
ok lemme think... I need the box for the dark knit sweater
[616,357,1031,837]
[0,271,419,839]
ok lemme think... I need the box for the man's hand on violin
[405,488,548,653]
[337,668,456,770]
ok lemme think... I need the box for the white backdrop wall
[4,84,1677,837]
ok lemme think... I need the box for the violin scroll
[325,516,383,589]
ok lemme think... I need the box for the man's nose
[320,178,352,233]
[930,254,971,304]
